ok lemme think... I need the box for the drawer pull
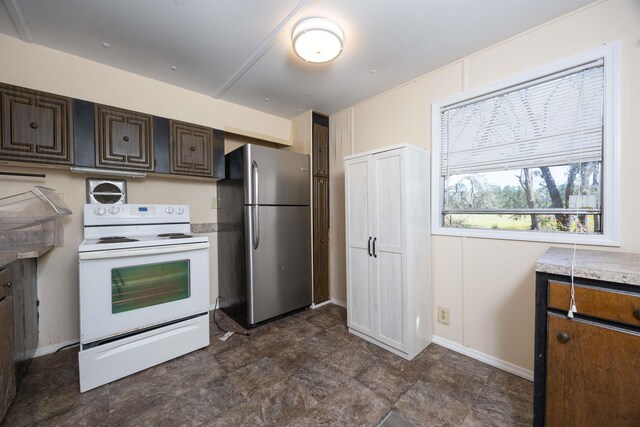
[634,309,640,321]
[190,146,196,152]
[123,136,130,142]
[558,332,571,343]
[29,122,38,129]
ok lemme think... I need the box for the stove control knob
[176,207,185,215]
[165,207,175,214]
[109,206,120,215]
[94,207,106,216]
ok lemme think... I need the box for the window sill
[431,226,619,247]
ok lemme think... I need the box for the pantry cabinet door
[345,157,373,336]
[371,150,405,351]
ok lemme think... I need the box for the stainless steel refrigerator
[217,144,312,328]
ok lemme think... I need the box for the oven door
[79,242,209,344]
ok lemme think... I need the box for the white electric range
[78,204,210,392]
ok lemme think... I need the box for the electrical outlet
[438,306,450,325]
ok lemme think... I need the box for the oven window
[111,260,190,314]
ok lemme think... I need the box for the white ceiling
[0,0,595,119]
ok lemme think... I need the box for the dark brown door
[169,120,214,177]
[95,104,153,170]
[546,314,640,426]
[313,176,329,303]
[0,84,73,165]
[312,113,330,304]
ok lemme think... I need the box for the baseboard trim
[311,300,331,309]
[330,298,347,308]
[431,335,533,382]
[34,339,79,358]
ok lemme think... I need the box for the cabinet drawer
[548,280,640,327]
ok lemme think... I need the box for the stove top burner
[98,237,139,243]
[158,233,192,238]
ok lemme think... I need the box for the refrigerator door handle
[252,160,260,249]
[252,206,260,249]
[252,160,259,205]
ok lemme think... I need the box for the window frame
[431,43,620,246]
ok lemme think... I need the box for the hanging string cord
[568,72,590,318]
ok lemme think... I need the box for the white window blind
[440,60,604,176]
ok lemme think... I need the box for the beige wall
[0,34,291,142]
[0,35,293,351]
[330,0,640,373]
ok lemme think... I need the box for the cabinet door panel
[345,158,372,335]
[0,85,73,164]
[376,251,404,350]
[546,314,640,426]
[0,295,15,421]
[95,105,153,170]
[348,247,372,334]
[372,151,405,349]
[312,123,329,176]
[346,160,370,244]
[313,177,330,304]
[170,120,214,177]
[374,152,403,250]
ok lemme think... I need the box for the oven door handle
[79,242,210,260]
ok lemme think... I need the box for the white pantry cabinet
[344,144,431,360]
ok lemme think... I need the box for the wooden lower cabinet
[546,315,640,426]
[535,273,640,426]
[0,268,15,422]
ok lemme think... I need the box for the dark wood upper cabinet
[0,82,226,179]
[169,120,214,177]
[0,84,73,165]
[95,104,153,171]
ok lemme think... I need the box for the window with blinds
[432,44,619,243]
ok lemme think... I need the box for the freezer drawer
[245,205,312,324]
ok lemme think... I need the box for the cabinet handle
[557,332,571,343]
[1,281,11,288]
[634,308,640,321]
[123,136,130,142]
[367,237,372,257]
[190,146,196,152]
[29,122,38,129]
[373,237,377,258]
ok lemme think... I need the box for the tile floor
[1,304,532,426]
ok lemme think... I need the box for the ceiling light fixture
[292,17,343,63]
